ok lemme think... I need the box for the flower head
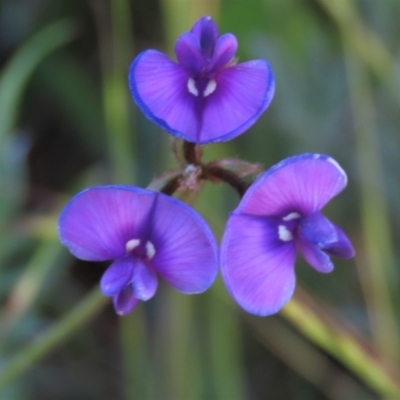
[129,16,275,144]
[220,154,355,316]
[59,185,218,315]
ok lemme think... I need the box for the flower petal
[113,285,139,316]
[209,33,238,72]
[129,50,200,142]
[198,60,275,143]
[238,154,348,217]
[297,213,354,272]
[100,255,134,297]
[321,224,355,259]
[297,239,334,273]
[221,214,296,316]
[175,33,203,75]
[149,193,218,294]
[58,186,156,261]
[129,51,274,144]
[132,259,158,301]
[190,16,219,59]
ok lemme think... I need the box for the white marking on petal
[126,239,141,253]
[146,241,156,259]
[327,157,348,185]
[283,212,301,221]
[187,78,198,96]
[278,225,293,242]
[203,79,217,97]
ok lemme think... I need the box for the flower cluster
[59,16,355,317]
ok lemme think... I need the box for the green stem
[344,45,399,363]
[208,279,245,400]
[0,19,76,141]
[281,288,400,398]
[0,288,108,391]
[119,308,154,400]
[0,241,66,345]
[315,0,400,107]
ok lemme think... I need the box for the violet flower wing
[58,185,155,261]
[237,154,348,217]
[150,193,218,293]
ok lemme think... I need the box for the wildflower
[129,16,275,144]
[220,154,355,316]
[58,185,218,315]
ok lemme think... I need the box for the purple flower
[220,154,355,316]
[58,185,218,315]
[129,16,275,144]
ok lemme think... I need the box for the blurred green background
[0,0,400,399]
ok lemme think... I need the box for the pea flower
[129,16,275,144]
[220,154,355,316]
[58,185,218,315]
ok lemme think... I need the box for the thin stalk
[248,315,375,400]
[90,0,135,183]
[281,288,400,398]
[208,279,245,400]
[119,308,154,400]
[342,43,399,363]
[0,241,66,345]
[160,291,201,400]
[315,0,400,106]
[0,288,108,392]
[0,19,76,141]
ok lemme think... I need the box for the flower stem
[183,141,202,165]
[203,165,250,197]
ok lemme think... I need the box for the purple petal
[237,154,348,217]
[58,186,156,261]
[129,51,274,144]
[113,285,139,316]
[190,16,219,59]
[100,255,134,297]
[198,60,275,143]
[150,193,218,294]
[298,213,338,248]
[297,238,334,273]
[175,33,203,75]
[221,214,296,316]
[132,259,158,301]
[321,224,355,259]
[296,213,354,272]
[129,50,200,142]
[209,33,237,72]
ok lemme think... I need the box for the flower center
[187,78,217,97]
[277,212,301,242]
[125,238,156,260]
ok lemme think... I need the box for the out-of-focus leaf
[36,54,106,157]
[0,134,30,220]
[0,19,76,142]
